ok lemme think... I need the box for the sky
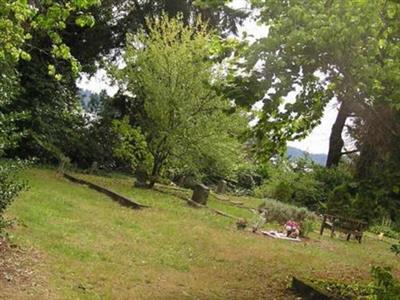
[77,0,338,155]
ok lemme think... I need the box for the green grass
[4,168,400,299]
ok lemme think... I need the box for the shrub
[390,243,400,256]
[258,198,317,225]
[326,183,357,217]
[254,163,323,211]
[370,225,400,240]
[235,165,262,191]
[255,161,353,212]
[0,160,26,230]
[300,219,316,237]
[371,266,400,299]
[313,266,400,299]
[236,218,248,230]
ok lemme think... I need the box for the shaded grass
[4,168,400,299]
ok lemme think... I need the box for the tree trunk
[326,100,351,168]
[148,157,164,188]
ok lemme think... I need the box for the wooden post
[216,180,227,194]
[320,215,327,236]
[190,184,210,205]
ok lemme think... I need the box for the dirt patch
[0,236,53,299]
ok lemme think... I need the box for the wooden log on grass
[63,173,148,210]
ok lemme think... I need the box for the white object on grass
[261,230,302,242]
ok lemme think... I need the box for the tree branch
[341,149,359,155]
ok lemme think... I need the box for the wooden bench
[320,214,368,243]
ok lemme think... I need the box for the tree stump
[216,179,227,194]
[191,184,209,205]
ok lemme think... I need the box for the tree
[0,0,99,224]
[61,0,248,74]
[1,0,105,165]
[1,0,100,153]
[246,0,400,167]
[111,15,246,187]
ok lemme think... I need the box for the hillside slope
[3,168,399,299]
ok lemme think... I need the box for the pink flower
[285,220,300,230]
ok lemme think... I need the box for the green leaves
[75,14,95,27]
[111,15,246,183]
[0,159,26,229]
[247,0,400,161]
[0,0,97,77]
[112,117,151,171]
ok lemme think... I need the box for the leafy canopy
[112,15,246,186]
[247,0,400,161]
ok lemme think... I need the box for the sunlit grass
[5,168,400,299]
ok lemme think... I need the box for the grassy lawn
[3,168,399,299]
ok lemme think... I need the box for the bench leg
[330,227,335,238]
[346,233,351,241]
[320,216,327,236]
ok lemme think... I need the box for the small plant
[236,218,248,230]
[300,219,316,238]
[370,225,400,240]
[390,242,400,256]
[371,266,400,299]
[258,198,316,225]
[0,160,27,230]
[312,266,400,299]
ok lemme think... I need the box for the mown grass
[4,167,400,299]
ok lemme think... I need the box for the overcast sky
[77,0,338,155]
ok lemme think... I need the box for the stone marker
[216,179,227,194]
[134,167,148,188]
[89,161,98,174]
[191,184,210,205]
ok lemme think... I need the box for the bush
[0,160,26,230]
[371,266,400,299]
[258,198,317,225]
[370,225,400,240]
[235,165,262,191]
[313,266,400,299]
[300,219,316,237]
[254,161,321,210]
[390,242,400,255]
[255,161,353,212]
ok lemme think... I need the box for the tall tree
[62,0,248,72]
[111,15,246,187]
[0,0,99,224]
[246,0,400,166]
[1,0,99,155]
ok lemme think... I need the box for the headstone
[216,180,227,194]
[177,175,186,187]
[134,167,148,188]
[89,161,98,174]
[191,184,209,205]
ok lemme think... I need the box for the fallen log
[63,173,148,210]
[154,185,239,220]
[185,198,238,220]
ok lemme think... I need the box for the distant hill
[287,146,327,166]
